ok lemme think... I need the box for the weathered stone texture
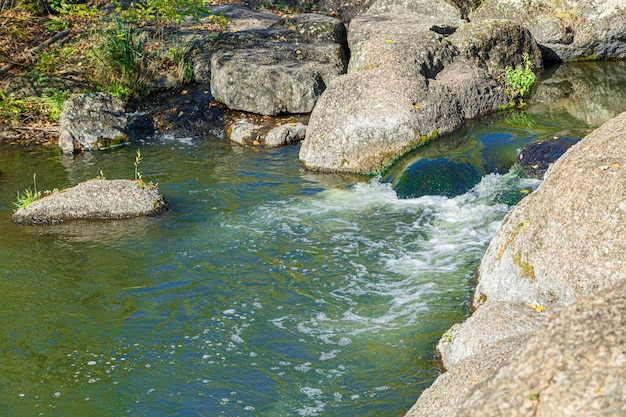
[12,179,168,224]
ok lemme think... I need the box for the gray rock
[455,280,626,417]
[11,179,168,224]
[311,0,376,22]
[300,65,462,173]
[346,15,460,75]
[300,13,521,174]
[58,93,129,154]
[227,120,263,145]
[448,19,543,77]
[406,335,529,417]
[470,0,626,62]
[265,123,307,147]
[475,111,626,308]
[366,0,462,19]
[437,301,547,370]
[207,11,347,115]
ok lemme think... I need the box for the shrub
[504,52,537,107]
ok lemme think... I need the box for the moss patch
[512,252,536,281]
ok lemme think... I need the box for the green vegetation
[88,20,148,100]
[0,89,70,124]
[1,0,227,126]
[134,148,143,181]
[13,174,40,210]
[503,53,537,108]
[115,0,211,25]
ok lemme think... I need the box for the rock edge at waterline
[12,179,168,225]
[406,110,626,416]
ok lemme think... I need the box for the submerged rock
[12,179,168,225]
[516,136,580,179]
[58,93,129,154]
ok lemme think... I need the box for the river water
[1,62,625,416]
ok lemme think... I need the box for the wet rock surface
[516,136,580,179]
[12,179,168,225]
[127,86,226,140]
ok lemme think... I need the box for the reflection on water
[386,61,626,198]
[0,61,624,416]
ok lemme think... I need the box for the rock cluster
[406,111,626,417]
[299,7,542,173]
[196,6,348,116]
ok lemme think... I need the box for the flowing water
[1,62,625,416]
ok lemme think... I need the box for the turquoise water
[0,61,624,416]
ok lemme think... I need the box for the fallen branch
[0,30,70,76]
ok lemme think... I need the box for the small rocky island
[12,179,168,224]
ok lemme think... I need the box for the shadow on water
[385,60,626,198]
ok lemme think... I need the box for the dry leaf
[525,303,546,313]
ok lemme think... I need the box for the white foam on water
[240,172,542,346]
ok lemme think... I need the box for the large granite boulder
[436,301,547,370]
[470,0,626,62]
[407,280,626,417]
[12,179,168,224]
[205,10,348,115]
[448,19,543,77]
[58,93,129,154]
[300,14,539,174]
[475,111,626,308]
[455,280,626,417]
[366,0,462,18]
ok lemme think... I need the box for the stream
[1,61,625,416]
